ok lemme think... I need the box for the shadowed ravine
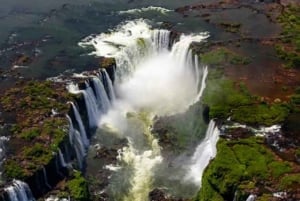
[81,20,219,200]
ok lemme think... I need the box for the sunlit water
[81,19,217,200]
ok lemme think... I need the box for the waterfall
[195,65,208,103]
[70,103,89,148]
[102,69,116,102]
[55,153,64,177]
[79,19,211,200]
[246,194,256,201]
[152,29,170,52]
[73,130,86,169]
[67,115,75,147]
[91,76,111,113]
[45,195,70,201]
[66,115,86,170]
[82,86,99,128]
[184,120,220,186]
[58,148,68,168]
[42,167,51,189]
[5,180,35,201]
[0,136,8,163]
[67,81,101,129]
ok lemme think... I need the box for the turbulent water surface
[80,19,219,200]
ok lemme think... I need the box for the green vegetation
[276,5,300,68]
[231,104,289,126]
[100,57,116,68]
[3,160,27,180]
[202,69,290,125]
[20,127,40,140]
[269,161,292,178]
[279,174,300,189]
[136,38,147,48]
[23,143,51,159]
[66,171,90,201]
[0,80,74,179]
[196,137,293,201]
[296,149,300,158]
[200,48,251,66]
[256,194,273,201]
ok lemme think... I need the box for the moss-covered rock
[66,171,90,201]
[100,57,116,68]
[195,137,294,201]
[200,47,251,66]
[231,104,290,126]
[279,173,300,190]
[0,80,77,180]
[202,69,290,126]
[276,5,300,68]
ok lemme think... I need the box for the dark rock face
[202,105,210,124]
[149,189,168,201]
[169,31,181,50]
[100,57,116,83]
[24,137,73,198]
[149,188,189,201]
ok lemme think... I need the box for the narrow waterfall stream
[80,19,219,200]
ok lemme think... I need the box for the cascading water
[80,19,212,200]
[82,86,100,128]
[55,153,64,177]
[102,69,116,102]
[58,148,68,168]
[184,120,220,186]
[70,103,89,148]
[152,29,170,52]
[4,180,35,201]
[0,136,9,181]
[92,76,111,113]
[66,115,86,169]
[246,194,256,201]
[42,167,51,190]
[67,80,107,129]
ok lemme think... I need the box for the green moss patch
[276,5,300,68]
[66,171,90,201]
[100,57,116,68]
[279,174,300,189]
[196,137,293,201]
[200,47,251,66]
[1,81,76,179]
[231,104,289,126]
[202,69,290,126]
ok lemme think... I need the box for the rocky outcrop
[0,68,115,200]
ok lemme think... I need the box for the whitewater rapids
[80,19,218,200]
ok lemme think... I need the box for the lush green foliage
[279,174,300,189]
[276,5,300,68]
[0,81,73,179]
[231,104,290,126]
[200,48,251,66]
[20,127,40,140]
[195,137,293,201]
[100,57,116,68]
[202,69,290,125]
[3,160,26,179]
[67,171,90,201]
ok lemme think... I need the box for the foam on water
[118,6,173,15]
